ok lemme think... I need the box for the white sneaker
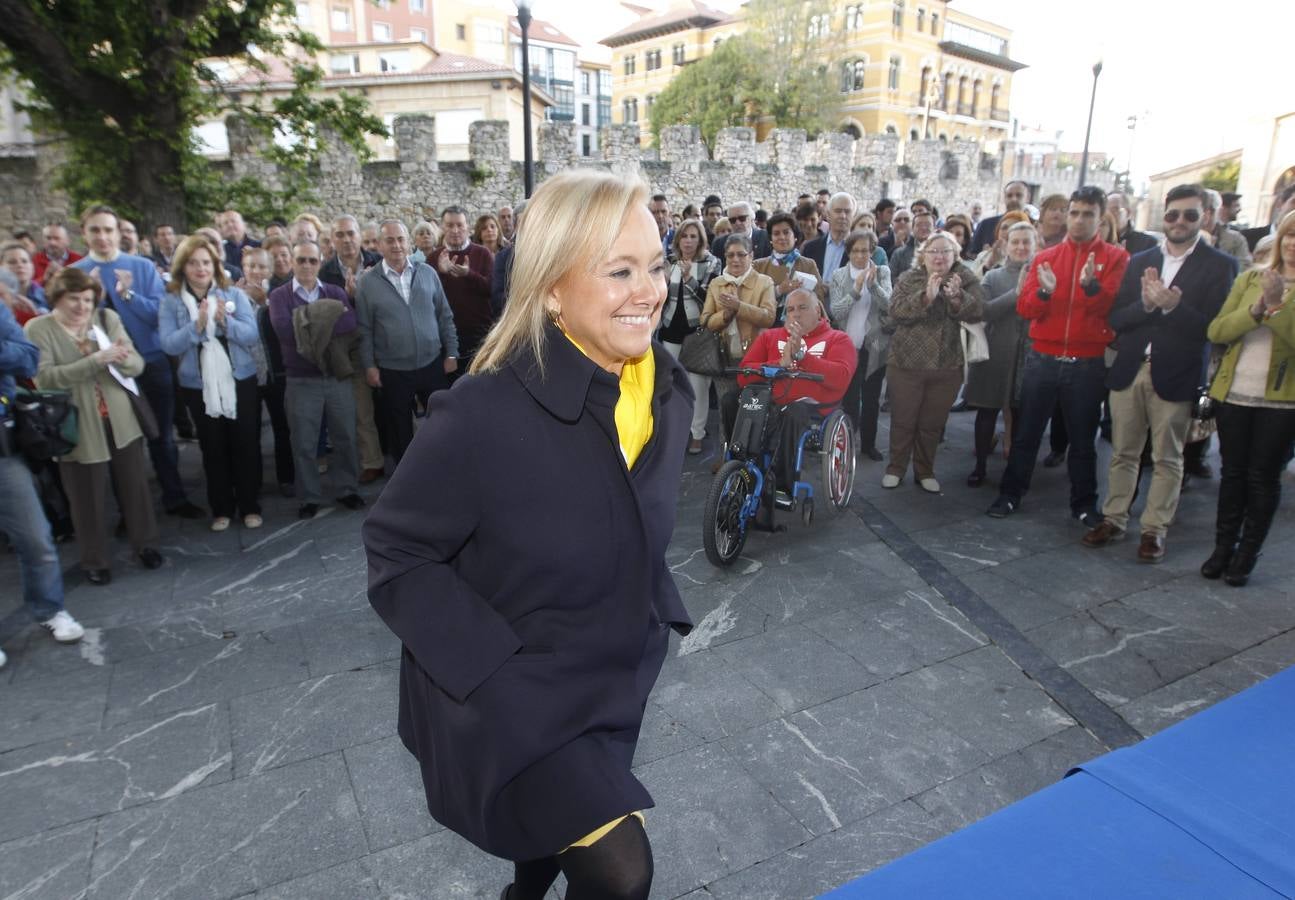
[0,647,7,668]
[920,478,941,494]
[40,610,85,643]
[881,473,901,489]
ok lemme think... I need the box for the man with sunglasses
[709,200,772,259]
[268,240,364,519]
[1081,184,1238,562]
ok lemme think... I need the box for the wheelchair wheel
[801,497,814,527]
[704,460,753,567]
[819,410,856,513]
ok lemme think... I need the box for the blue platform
[822,666,1295,899]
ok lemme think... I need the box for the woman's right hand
[194,298,209,334]
[93,342,130,366]
[1260,269,1286,310]
[925,272,942,303]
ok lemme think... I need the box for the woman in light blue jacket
[159,235,263,531]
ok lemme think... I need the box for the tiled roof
[509,17,580,47]
[600,0,731,47]
[423,51,512,76]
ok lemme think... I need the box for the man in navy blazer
[1082,184,1238,562]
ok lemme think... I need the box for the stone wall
[2,118,1115,237]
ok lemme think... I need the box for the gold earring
[547,307,561,324]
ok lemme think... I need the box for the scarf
[772,249,801,268]
[562,331,656,468]
[717,266,753,288]
[181,286,237,419]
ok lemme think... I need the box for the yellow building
[600,0,1023,150]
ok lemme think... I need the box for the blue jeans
[137,357,188,509]
[999,350,1107,515]
[0,453,65,621]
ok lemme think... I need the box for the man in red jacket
[988,186,1130,523]
[729,289,856,490]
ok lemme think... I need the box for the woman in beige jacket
[701,233,776,453]
[25,268,162,584]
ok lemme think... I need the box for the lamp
[516,0,535,197]
[1077,60,1102,190]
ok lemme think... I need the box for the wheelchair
[702,365,857,567]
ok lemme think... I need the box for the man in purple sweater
[267,240,364,519]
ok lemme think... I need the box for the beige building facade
[600,0,1022,150]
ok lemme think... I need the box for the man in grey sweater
[355,220,459,465]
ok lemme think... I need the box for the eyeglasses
[730,216,750,224]
[925,248,956,256]
[1163,209,1202,223]
[294,257,320,264]
[726,251,750,259]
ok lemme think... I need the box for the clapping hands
[1141,268,1181,313]
[1036,261,1058,294]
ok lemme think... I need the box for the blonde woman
[660,218,721,453]
[364,171,694,900]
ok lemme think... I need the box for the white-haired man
[709,200,772,259]
[802,191,856,280]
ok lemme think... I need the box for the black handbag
[678,326,725,377]
[12,387,79,461]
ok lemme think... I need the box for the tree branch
[0,0,127,117]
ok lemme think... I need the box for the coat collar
[510,322,686,423]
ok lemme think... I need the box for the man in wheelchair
[721,289,857,495]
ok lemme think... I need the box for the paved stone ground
[2,407,1293,900]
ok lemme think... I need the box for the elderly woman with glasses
[830,229,892,460]
[883,232,985,492]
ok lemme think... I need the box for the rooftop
[600,0,731,48]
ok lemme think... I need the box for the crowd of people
[2,176,1293,669]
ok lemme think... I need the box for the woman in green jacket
[25,268,164,585]
[1201,211,1295,586]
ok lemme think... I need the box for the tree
[0,0,385,230]
[1202,159,1241,193]
[650,0,843,157]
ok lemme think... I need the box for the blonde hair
[1265,210,1295,274]
[168,234,230,294]
[470,171,650,376]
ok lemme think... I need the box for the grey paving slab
[635,743,811,900]
[723,689,989,836]
[0,664,108,753]
[0,819,96,900]
[229,666,398,777]
[872,645,1076,758]
[344,734,443,852]
[296,606,401,678]
[104,626,308,728]
[853,587,988,665]
[993,543,1177,610]
[1198,628,1295,692]
[87,754,367,900]
[0,701,230,844]
[1027,601,1238,707]
[1120,576,1295,651]
[363,829,513,900]
[1116,671,1239,738]
[254,860,379,900]
[907,513,1068,575]
[704,800,949,900]
[801,604,934,680]
[713,624,881,713]
[649,648,784,742]
[956,568,1076,633]
[634,699,707,766]
[912,726,1107,831]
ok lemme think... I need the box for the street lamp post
[1077,60,1103,190]
[516,0,535,197]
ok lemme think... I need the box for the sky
[526,0,1288,189]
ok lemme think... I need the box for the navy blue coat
[363,323,694,861]
[1107,242,1238,403]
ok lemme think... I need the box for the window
[919,66,931,103]
[410,27,426,43]
[892,0,904,29]
[971,80,982,117]
[581,104,591,126]
[930,13,938,34]
[455,23,466,40]
[329,53,360,74]
[581,71,591,95]
[941,72,952,109]
[917,8,925,30]
[331,6,351,30]
[991,83,1002,113]
[552,86,574,120]
[854,59,866,90]
[645,49,662,71]
[957,75,968,113]
[807,14,830,40]
[553,49,575,81]
[582,134,592,157]
[910,128,920,140]
[623,54,636,76]
[888,56,901,91]
[598,97,611,125]
[598,71,612,98]
[410,0,425,11]
[886,124,898,135]
[646,94,656,116]
[295,2,312,26]
[622,97,638,123]
[839,61,851,93]
[379,50,411,72]
[372,21,391,41]
[845,5,863,30]
[672,43,685,65]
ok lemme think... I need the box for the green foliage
[1201,159,1241,193]
[649,0,843,157]
[0,0,386,228]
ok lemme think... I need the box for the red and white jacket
[1017,235,1129,359]
[737,319,857,408]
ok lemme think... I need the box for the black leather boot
[1200,545,1232,580]
[1224,547,1260,587]
[1204,463,1248,579]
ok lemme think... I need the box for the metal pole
[518,5,534,197]
[1078,61,1102,190]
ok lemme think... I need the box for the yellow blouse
[563,333,655,468]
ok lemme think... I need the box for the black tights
[972,407,1000,472]
[510,816,653,900]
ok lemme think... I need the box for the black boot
[1204,463,1248,580]
[1224,547,1260,586]
[1200,545,1232,580]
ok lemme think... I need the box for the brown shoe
[1137,532,1166,563]
[1081,520,1125,548]
[359,467,385,484]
